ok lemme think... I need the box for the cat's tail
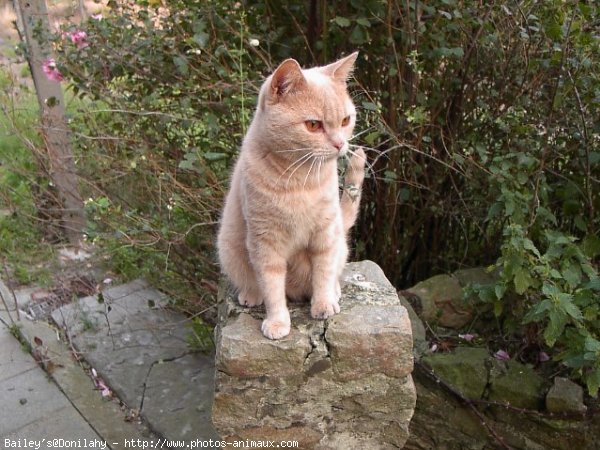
[341,147,366,232]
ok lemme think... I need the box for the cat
[217,52,365,340]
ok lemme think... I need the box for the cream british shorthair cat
[217,52,365,340]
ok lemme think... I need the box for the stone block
[422,347,489,400]
[213,260,416,449]
[546,376,587,415]
[488,360,545,409]
[405,273,472,328]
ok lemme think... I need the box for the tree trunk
[13,0,85,245]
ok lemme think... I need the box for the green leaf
[356,17,371,27]
[523,299,552,323]
[585,369,600,397]
[523,238,541,258]
[559,296,582,321]
[584,336,600,353]
[203,152,227,162]
[494,301,503,317]
[193,31,209,47]
[334,16,351,27]
[361,101,378,111]
[349,25,367,44]
[495,283,507,300]
[383,170,397,182]
[438,47,464,58]
[562,264,582,289]
[544,309,567,347]
[514,268,533,294]
[364,131,379,146]
[542,282,560,297]
[173,55,189,76]
[582,235,600,258]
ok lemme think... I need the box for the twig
[2,260,20,321]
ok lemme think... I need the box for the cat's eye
[305,120,323,132]
[341,116,351,127]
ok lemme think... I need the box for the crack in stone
[139,351,193,413]
[322,319,331,358]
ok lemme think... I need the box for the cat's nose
[332,139,345,151]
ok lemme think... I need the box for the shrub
[45,0,600,393]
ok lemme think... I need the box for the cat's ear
[321,52,359,82]
[270,59,307,99]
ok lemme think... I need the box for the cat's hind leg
[217,196,263,307]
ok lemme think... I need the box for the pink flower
[459,333,476,342]
[65,30,88,49]
[91,368,112,397]
[91,13,103,21]
[42,59,64,82]
[538,351,550,362]
[494,349,510,361]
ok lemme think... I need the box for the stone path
[0,320,103,446]
[0,277,219,449]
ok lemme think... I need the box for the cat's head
[254,52,358,160]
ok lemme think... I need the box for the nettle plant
[474,97,599,394]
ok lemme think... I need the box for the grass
[0,68,56,285]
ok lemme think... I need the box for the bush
[46,1,599,393]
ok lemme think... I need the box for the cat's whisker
[316,156,324,190]
[302,156,318,189]
[274,147,315,154]
[345,147,377,179]
[349,126,375,141]
[276,152,313,187]
[347,142,394,169]
[285,154,316,188]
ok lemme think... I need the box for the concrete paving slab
[12,317,157,447]
[0,279,35,312]
[0,322,37,382]
[51,280,219,441]
[0,364,70,435]
[143,353,219,440]
[3,405,102,450]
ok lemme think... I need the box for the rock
[405,273,473,328]
[212,260,416,449]
[453,267,497,288]
[397,293,428,360]
[488,360,545,410]
[546,377,587,415]
[422,347,489,400]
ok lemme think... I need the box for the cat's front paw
[311,298,340,319]
[238,289,263,307]
[261,316,291,340]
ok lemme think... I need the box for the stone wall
[212,261,416,449]
[398,269,600,450]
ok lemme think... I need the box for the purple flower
[538,351,550,362]
[42,59,63,82]
[494,349,510,361]
[459,333,476,342]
